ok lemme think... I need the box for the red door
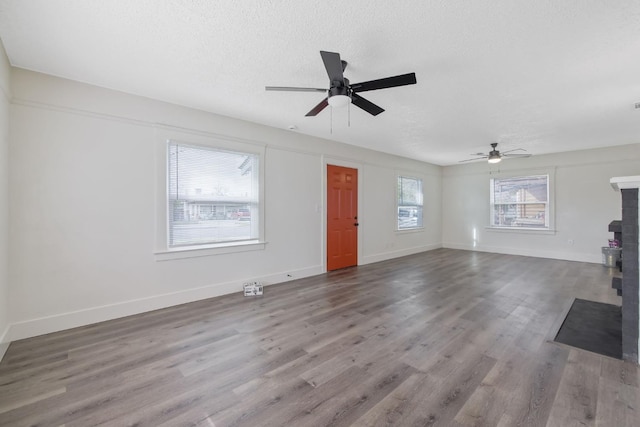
[327,165,358,271]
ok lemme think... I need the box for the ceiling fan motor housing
[329,85,351,99]
[488,146,501,163]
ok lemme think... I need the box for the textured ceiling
[0,0,639,165]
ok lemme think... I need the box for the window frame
[396,174,424,231]
[154,129,265,260]
[488,170,555,233]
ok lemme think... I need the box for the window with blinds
[397,176,423,230]
[490,175,549,229]
[167,142,259,247]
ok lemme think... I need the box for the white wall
[9,64,634,345]
[0,41,11,358]
[360,162,441,264]
[442,144,640,262]
[7,69,442,340]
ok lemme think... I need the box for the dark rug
[554,298,622,359]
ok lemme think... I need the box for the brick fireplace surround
[611,176,640,363]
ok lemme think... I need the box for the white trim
[361,244,441,265]
[0,325,9,362]
[12,98,442,175]
[313,150,439,178]
[396,174,425,232]
[12,98,272,150]
[442,242,601,264]
[154,240,267,261]
[396,227,426,234]
[6,264,323,341]
[611,176,640,191]
[488,169,556,231]
[485,226,557,235]
[155,129,266,255]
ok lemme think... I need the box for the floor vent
[243,281,263,296]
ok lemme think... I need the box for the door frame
[321,156,363,272]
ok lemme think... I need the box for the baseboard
[3,243,600,344]
[361,244,442,265]
[7,264,323,342]
[442,242,601,264]
[0,324,9,362]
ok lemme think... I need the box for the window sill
[396,227,425,234]
[485,226,556,236]
[155,240,266,261]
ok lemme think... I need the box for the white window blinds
[397,176,424,230]
[167,142,259,247]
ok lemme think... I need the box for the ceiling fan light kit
[327,94,351,108]
[266,50,416,117]
[487,153,502,163]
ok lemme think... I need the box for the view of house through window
[168,142,259,247]
[490,175,549,229]
[397,176,423,230]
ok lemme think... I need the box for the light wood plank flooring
[0,248,638,426]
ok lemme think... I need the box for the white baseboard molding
[0,325,9,362]
[7,264,323,342]
[361,244,442,265]
[442,242,602,264]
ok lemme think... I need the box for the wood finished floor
[0,248,638,426]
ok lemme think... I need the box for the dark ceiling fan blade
[305,98,329,116]
[351,72,417,93]
[265,86,327,92]
[320,51,345,84]
[351,93,385,116]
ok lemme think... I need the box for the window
[490,175,549,229]
[397,176,423,230]
[167,142,259,247]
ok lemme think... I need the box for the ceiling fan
[266,50,417,117]
[460,143,531,163]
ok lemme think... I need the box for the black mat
[554,298,622,359]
